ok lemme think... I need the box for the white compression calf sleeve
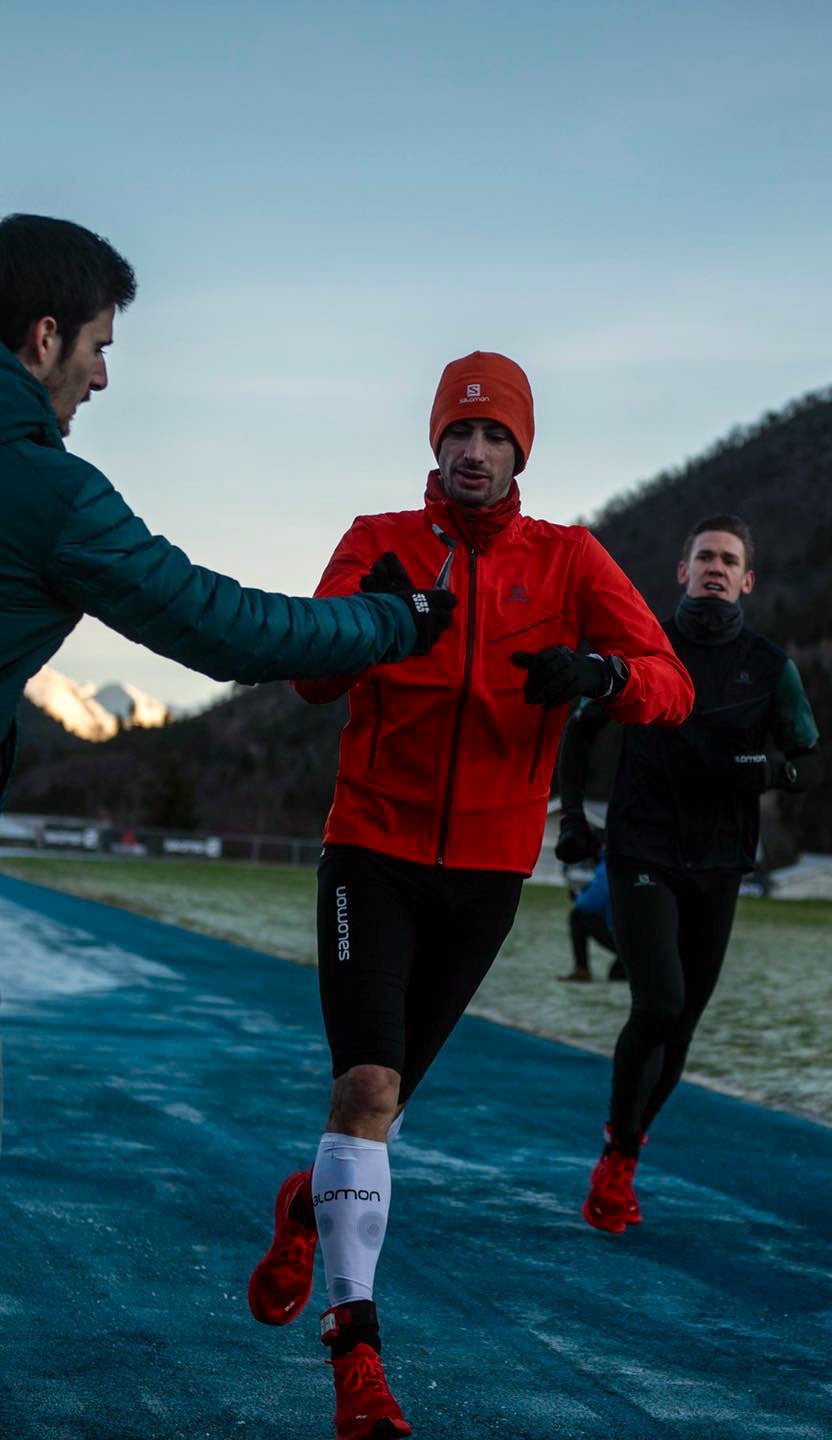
[312,1132,391,1308]
[386,1109,405,1144]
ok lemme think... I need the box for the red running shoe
[329,1343,412,1440]
[247,1169,317,1325]
[322,1303,412,1440]
[583,1137,642,1234]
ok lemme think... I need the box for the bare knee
[327,1064,401,1141]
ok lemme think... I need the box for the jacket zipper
[436,546,477,865]
[431,524,457,588]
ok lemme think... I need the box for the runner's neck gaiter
[674,595,743,645]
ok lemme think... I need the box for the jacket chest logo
[507,583,530,604]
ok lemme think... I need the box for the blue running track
[0,873,829,1440]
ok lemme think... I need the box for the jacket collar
[423,468,521,552]
[0,342,65,451]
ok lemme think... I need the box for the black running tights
[606,859,741,1151]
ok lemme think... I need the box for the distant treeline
[11,684,346,839]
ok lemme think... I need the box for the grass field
[1,853,829,1123]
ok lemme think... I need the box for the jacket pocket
[489,612,566,646]
[366,680,382,770]
[528,709,548,784]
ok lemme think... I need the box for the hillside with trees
[8,386,831,853]
[10,685,346,838]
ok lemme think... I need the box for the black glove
[512,646,624,708]
[555,809,601,864]
[360,551,456,657]
[770,750,823,794]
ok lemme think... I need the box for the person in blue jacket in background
[0,213,454,808]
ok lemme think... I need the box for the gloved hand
[554,809,601,864]
[360,551,456,657]
[512,646,618,708]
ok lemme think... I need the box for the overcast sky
[3,0,830,708]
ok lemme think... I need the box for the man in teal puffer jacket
[0,213,454,806]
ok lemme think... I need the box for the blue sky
[3,0,830,707]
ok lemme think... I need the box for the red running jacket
[295,475,693,874]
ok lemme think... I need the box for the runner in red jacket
[248,351,694,1440]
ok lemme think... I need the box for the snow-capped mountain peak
[89,681,170,730]
[24,666,171,742]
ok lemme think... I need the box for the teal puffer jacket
[0,344,416,803]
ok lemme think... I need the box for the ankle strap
[321,1300,379,1346]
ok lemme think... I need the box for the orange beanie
[429,351,535,473]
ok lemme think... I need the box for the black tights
[606,859,741,1152]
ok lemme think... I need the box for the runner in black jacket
[555,514,822,1234]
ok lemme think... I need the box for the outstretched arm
[293,522,457,704]
[292,528,373,704]
[48,464,419,683]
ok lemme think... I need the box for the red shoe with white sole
[322,1301,412,1440]
[248,1169,317,1324]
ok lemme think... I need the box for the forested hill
[8,387,831,853]
[9,684,347,840]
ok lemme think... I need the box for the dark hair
[0,213,136,358]
[681,513,755,570]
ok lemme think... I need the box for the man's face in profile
[47,305,113,436]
